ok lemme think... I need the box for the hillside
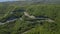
[0,0,60,5]
[0,4,60,34]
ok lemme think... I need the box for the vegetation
[0,4,60,34]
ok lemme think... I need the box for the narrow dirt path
[24,12,55,22]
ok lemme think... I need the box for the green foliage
[0,5,60,34]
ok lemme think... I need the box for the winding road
[0,12,55,25]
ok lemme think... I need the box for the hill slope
[0,5,60,34]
